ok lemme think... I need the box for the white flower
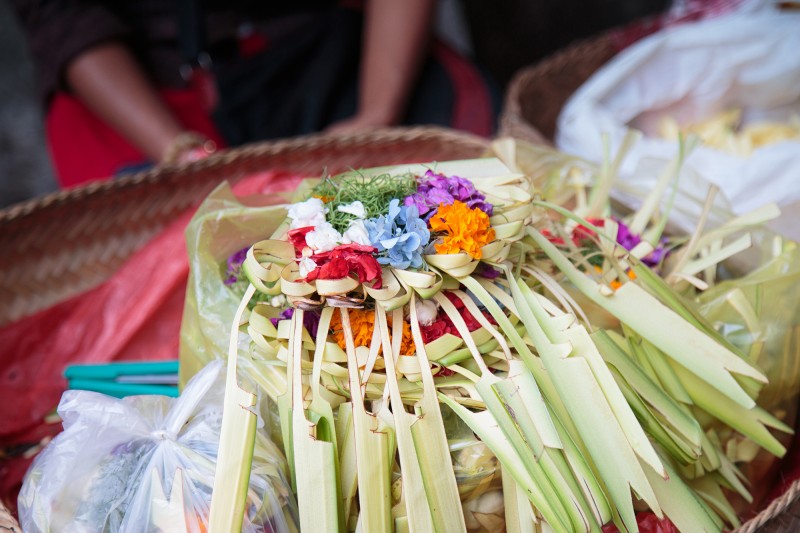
[415,299,439,326]
[337,200,366,219]
[270,294,287,307]
[298,257,318,277]
[305,222,342,252]
[287,198,327,229]
[341,219,371,246]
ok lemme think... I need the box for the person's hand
[161,132,217,164]
[327,0,434,136]
[325,111,394,135]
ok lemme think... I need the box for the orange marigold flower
[329,309,375,351]
[429,200,495,259]
[329,308,415,356]
[592,264,636,291]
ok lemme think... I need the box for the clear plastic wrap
[179,181,304,384]
[697,236,800,510]
[18,360,298,533]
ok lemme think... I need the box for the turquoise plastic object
[66,379,179,398]
[65,360,180,398]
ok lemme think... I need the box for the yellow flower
[429,201,495,259]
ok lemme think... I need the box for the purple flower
[427,188,456,210]
[614,221,642,252]
[643,245,669,267]
[303,311,321,338]
[224,247,249,285]
[404,170,493,220]
[614,219,668,267]
[270,308,320,337]
[476,264,501,279]
[270,308,294,328]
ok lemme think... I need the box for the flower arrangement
[206,149,793,533]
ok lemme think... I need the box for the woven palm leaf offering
[200,137,798,533]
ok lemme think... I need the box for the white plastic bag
[18,361,298,533]
[556,6,800,239]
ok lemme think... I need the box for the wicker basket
[0,127,488,328]
[499,32,800,533]
[499,32,616,145]
[2,121,798,530]
[0,500,20,532]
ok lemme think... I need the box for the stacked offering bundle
[196,139,797,533]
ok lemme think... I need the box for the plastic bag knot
[151,429,177,441]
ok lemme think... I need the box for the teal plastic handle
[67,379,179,398]
[64,360,179,381]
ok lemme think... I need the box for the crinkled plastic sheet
[18,360,299,533]
[697,236,800,511]
[0,170,303,510]
[179,181,308,385]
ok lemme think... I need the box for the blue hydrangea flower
[364,199,430,269]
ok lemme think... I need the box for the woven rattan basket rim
[0,126,488,224]
[504,31,612,113]
[0,499,20,532]
[734,478,800,532]
[0,126,490,325]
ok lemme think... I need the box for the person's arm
[326,0,435,134]
[65,41,185,163]
[11,1,204,163]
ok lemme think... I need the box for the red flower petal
[301,244,383,289]
[541,228,566,246]
[572,217,606,246]
[287,227,314,255]
[421,319,450,343]
[317,255,350,279]
[337,243,377,254]
[346,253,382,288]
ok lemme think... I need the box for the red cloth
[432,41,494,138]
[602,514,680,533]
[45,40,493,189]
[46,88,226,188]
[0,170,303,511]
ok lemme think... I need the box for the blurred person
[10,0,496,188]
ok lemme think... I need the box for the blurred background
[0,0,57,207]
[0,0,667,208]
